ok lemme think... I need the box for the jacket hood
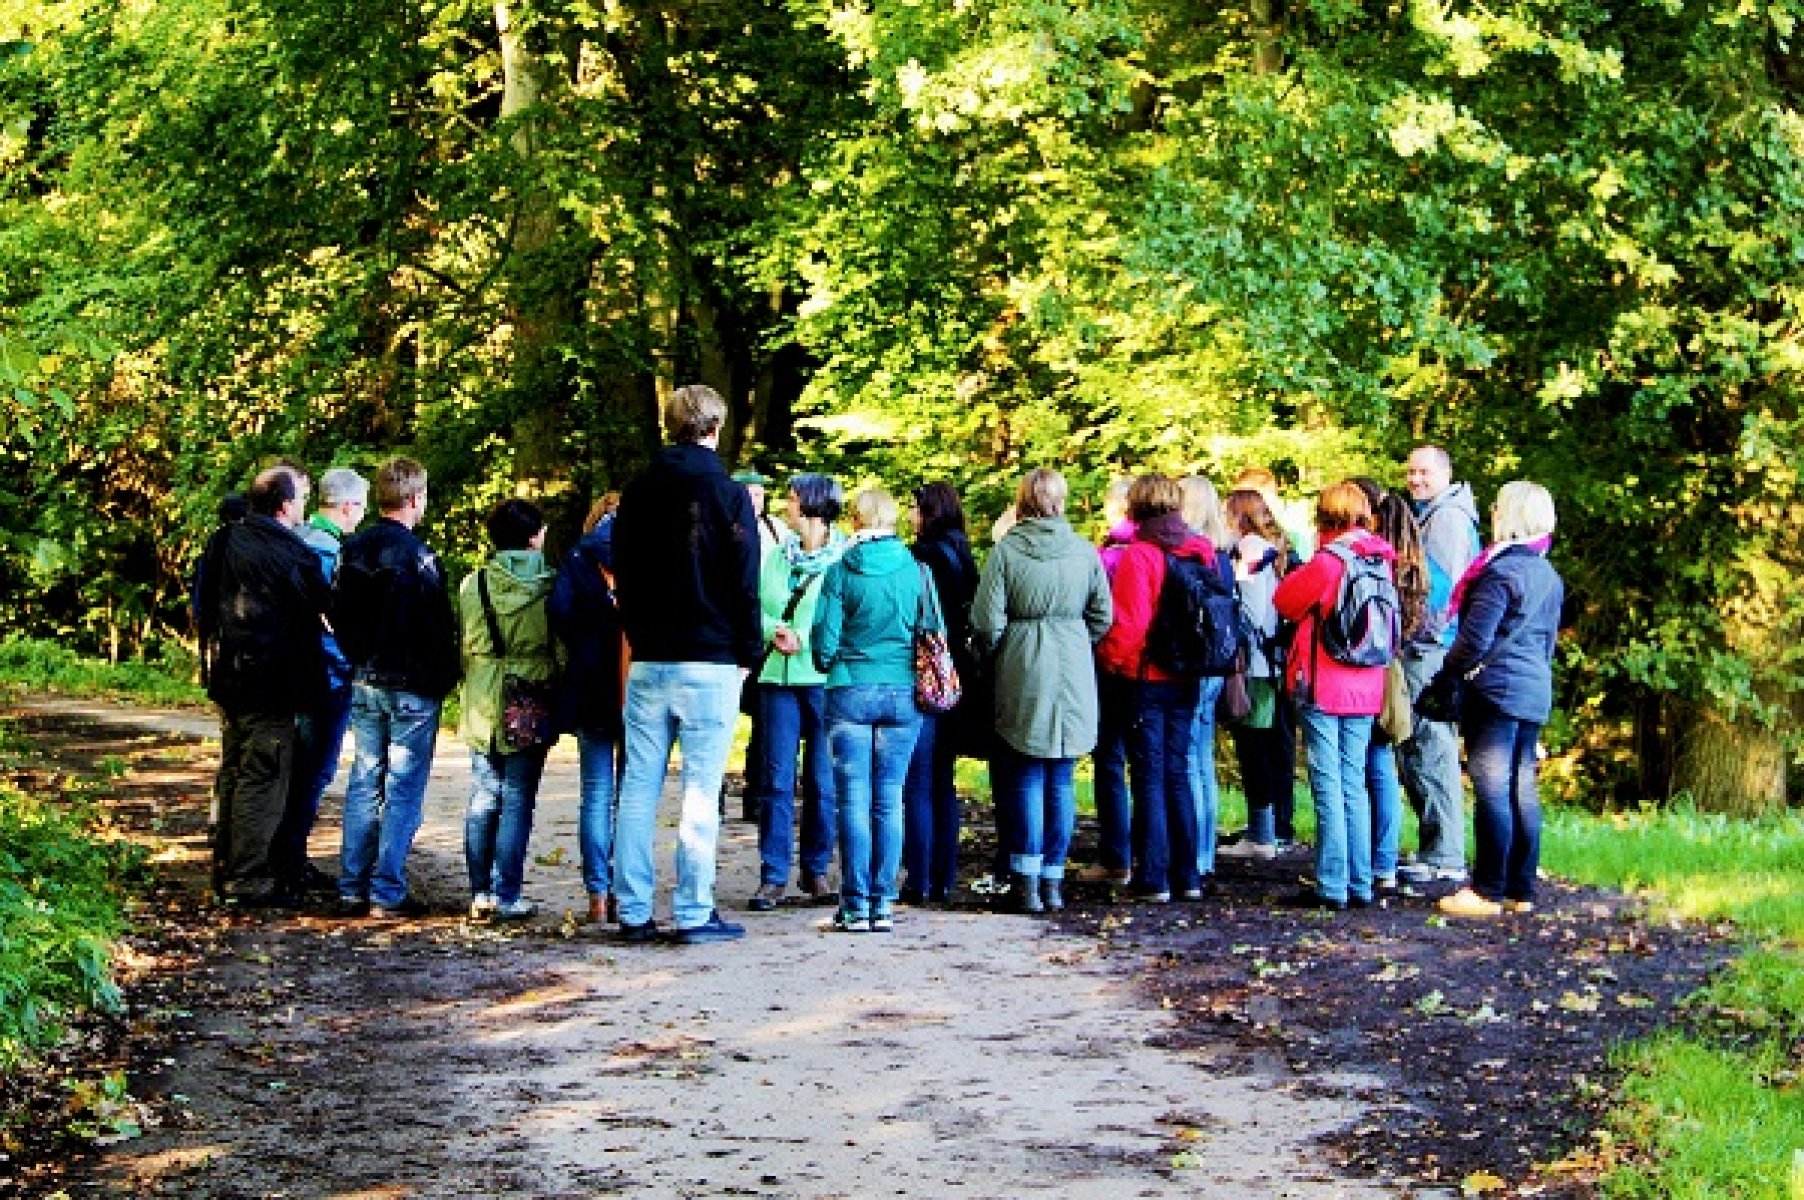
[576,515,615,570]
[1103,518,1137,544]
[1416,481,1480,528]
[1135,510,1212,556]
[481,551,554,613]
[840,533,916,576]
[1007,517,1083,560]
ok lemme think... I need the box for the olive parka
[969,516,1113,759]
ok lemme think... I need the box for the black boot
[1012,872,1045,914]
[1041,878,1065,912]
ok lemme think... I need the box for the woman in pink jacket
[1273,482,1397,911]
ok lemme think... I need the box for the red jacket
[1272,532,1396,715]
[1097,532,1219,682]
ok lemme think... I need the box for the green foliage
[0,777,142,1065]
[0,636,205,708]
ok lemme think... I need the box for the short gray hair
[319,468,369,506]
[1492,481,1556,541]
[664,383,727,443]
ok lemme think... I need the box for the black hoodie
[612,442,762,667]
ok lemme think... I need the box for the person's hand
[773,627,802,655]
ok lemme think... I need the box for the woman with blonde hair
[812,487,936,932]
[1272,482,1397,910]
[1433,482,1564,918]
[971,468,1113,911]
[1178,475,1234,885]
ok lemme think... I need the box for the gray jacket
[970,517,1113,759]
[1414,482,1483,647]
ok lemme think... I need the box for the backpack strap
[477,570,507,660]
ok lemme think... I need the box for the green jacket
[811,533,936,689]
[458,551,557,754]
[970,517,1113,758]
[758,531,847,687]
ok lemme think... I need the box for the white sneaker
[1219,840,1277,861]
[1398,863,1466,883]
[469,892,498,919]
[495,897,538,920]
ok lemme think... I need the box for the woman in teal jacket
[748,473,847,911]
[812,487,938,933]
[457,499,558,921]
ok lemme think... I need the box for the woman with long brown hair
[1368,489,1429,888]
[1217,489,1290,862]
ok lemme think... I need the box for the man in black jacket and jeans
[197,466,331,906]
[330,457,460,919]
[612,384,762,944]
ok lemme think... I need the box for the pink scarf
[1449,534,1553,614]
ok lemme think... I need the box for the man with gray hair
[271,467,369,896]
[611,383,762,944]
[196,464,331,906]
[1399,445,1483,884]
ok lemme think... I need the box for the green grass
[0,636,205,708]
[0,776,144,1066]
[1541,803,1804,1199]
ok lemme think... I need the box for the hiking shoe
[1399,863,1467,884]
[300,863,339,894]
[494,898,537,921]
[798,872,836,903]
[1075,864,1134,885]
[1502,899,1535,914]
[1374,873,1399,892]
[869,913,894,933]
[1218,840,1277,861]
[1130,889,1172,905]
[669,911,746,945]
[1438,887,1504,917]
[335,896,371,918]
[832,910,871,934]
[747,883,785,913]
[370,897,430,920]
[469,892,498,919]
[617,919,660,943]
[1279,889,1346,912]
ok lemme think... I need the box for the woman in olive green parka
[970,468,1113,913]
[458,499,558,922]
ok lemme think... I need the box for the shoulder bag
[478,572,555,751]
[913,565,963,714]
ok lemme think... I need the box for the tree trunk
[1670,700,1789,816]
[1250,0,1283,75]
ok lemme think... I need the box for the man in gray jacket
[1399,446,1482,884]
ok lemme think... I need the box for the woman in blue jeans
[1434,482,1564,918]
[1357,485,1430,889]
[748,473,847,911]
[1179,475,1233,889]
[548,496,626,924]
[812,487,933,933]
[457,499,558,920]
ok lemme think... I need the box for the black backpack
[1316,543,1399,668]
[1144,551,1245,678]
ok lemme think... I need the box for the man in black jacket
[330,457,460,919]
[611,384,761,944]
[196,466,331,905]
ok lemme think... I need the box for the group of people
[194,380,1565,942]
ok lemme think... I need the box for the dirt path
[10,697,1412,1200]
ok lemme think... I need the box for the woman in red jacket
[1272,482,1397,911]
[1095,474,1220,902]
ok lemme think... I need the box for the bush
[0,637,205,708]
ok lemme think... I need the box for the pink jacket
[1272,532,1396,716]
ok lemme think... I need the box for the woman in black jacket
[547,497,626,924]
[900,482,981,904]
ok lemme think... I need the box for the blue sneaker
[669,911,745,945]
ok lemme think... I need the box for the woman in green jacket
[458,499,558,920]
[748,473,847,912]
[970,468,1114,912]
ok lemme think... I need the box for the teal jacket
[811,533,938,689]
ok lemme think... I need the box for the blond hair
[1015,468,1069,520]
[850,486,900,531]
[663,383,727,444]
[1492,481,1556,541]
[1179,475,1231,546]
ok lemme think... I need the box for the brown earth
[0,697,1729,1199]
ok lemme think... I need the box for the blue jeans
[274,683,354,884]
[1189,675,1226,877]
[903,713,960,897]
[339,685,442,907]
[577,729,619,897]
[994,747,1076,879]
[1298,702,1374,904]
[1463,695,1542,902]
[1129,678,1202,895]
[1091,670,1134,872]
[755,684,834,887]
[1368,741,1403,879]
[466,746,549,904]
[614,662,741,929]
[827,685,922,920]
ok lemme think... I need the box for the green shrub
[0,636,206,708]
[0,784,143,1065]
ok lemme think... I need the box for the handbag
[1376,658,1413,744]
[477,571,555,751]
[912,565,963,714]
[1218,652,1252,722]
